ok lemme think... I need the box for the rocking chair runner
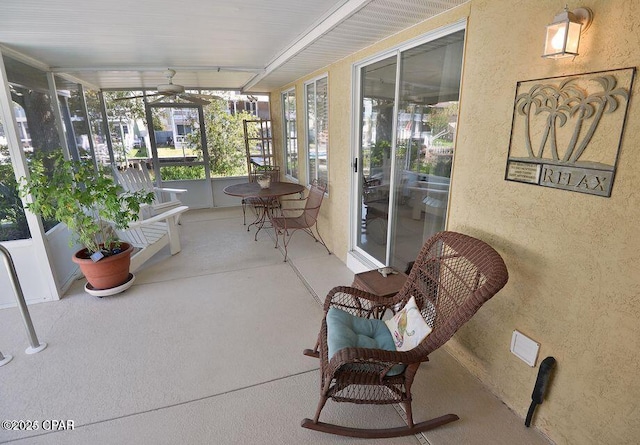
[301,231,509,438]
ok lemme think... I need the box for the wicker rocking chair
[301,231,509,438]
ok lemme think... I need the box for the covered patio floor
[0,207,551,445]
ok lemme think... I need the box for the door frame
[144,100,214,207]
[348,19,467,272]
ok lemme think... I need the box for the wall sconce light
[542,6,593,59]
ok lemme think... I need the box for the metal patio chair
[271,179,330,262]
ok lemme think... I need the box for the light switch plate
[510,330,540,367]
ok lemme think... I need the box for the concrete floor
[0,207,552,444]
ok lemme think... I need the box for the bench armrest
[154,186,187,195]
[128,205,189,229]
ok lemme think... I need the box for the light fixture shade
[543,9,583,59]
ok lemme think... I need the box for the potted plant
[19,152,154,291]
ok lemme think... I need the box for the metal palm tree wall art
[505,67,635,197]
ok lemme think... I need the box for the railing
[0,349,11,367]
[0,244,47,367]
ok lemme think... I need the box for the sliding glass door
[354,25,465,272]
[356,55,397,264]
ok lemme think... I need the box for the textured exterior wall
[447,1,640,444]
[268,1,639,443]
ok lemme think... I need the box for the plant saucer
[85,273,135,298]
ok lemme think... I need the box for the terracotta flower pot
[72,243,133,290]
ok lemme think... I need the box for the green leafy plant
[0,146,30,241]
[19,152,154,255]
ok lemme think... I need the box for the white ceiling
[0,0,466,93]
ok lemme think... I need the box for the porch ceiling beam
[242,0,373,91]
[49,66,265,74]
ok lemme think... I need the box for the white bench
[114,205,189,272]
[114,167,187,218]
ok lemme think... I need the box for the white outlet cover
[510,330,540,367]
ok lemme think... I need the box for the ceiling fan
[114,69,221,105]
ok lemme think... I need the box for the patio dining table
[223,181,305,240]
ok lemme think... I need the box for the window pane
[102,91,147,166]
[159,165,205,180]
[306,78,328,186]
[282,90,297,179]
[389,30,464,271]
[83,89,109,165]
[152,106,204,181]
[0,114,31,241]
[201,92,270,177]
[102,90,271,180]
[316,77,328,185]
[155,107,201,163]
[4,55,63,234]
[55,77,92,160]
[306,82,317,182]
[356,56,397,263]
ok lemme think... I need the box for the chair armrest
[330,346,411,365]
[280,196,305,202]
[128,205,189,228]
[154,186,187,195]
[154,187,187,203]
[280,203,320,216]
[326,346,414,381]
[280,206,305,216]
[323,285,395,318]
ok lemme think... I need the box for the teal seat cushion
[326,307,405,377]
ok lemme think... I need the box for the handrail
[0,349,12,367]
[0,244,47,357]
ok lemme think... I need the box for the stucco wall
[448,1,640,444]
[269,1,639,443]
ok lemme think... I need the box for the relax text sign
[505,68,635,197]
[540,165,613,197]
